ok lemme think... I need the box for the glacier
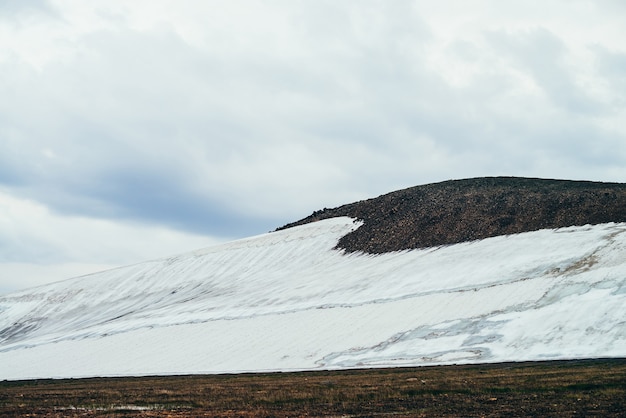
[1,217,625,380]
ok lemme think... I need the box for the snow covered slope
[1,217,625,380]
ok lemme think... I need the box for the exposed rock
[277,177,626,253]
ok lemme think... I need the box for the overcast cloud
[1,0,625,293]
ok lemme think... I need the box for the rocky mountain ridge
[278,177,626,253]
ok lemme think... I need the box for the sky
[1,0,625,294]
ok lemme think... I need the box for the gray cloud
[484,28,603,114]
[1,0,625,244]
[592,46,626,105]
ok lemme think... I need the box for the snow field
[1,217,625,379]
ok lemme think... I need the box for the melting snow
[1,217,625,380]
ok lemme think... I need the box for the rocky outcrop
[277,177,626,253]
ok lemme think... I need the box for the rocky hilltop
[278,177,626,253]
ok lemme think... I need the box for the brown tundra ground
[1,358,625,417]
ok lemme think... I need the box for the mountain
[1,177,625,380]
[278,176,626,253]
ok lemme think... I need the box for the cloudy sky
[1,0,625,293]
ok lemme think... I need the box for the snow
[1,217,625,380]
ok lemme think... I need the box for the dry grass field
[1,359,625,417]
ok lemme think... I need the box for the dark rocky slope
[277,177,626,253]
